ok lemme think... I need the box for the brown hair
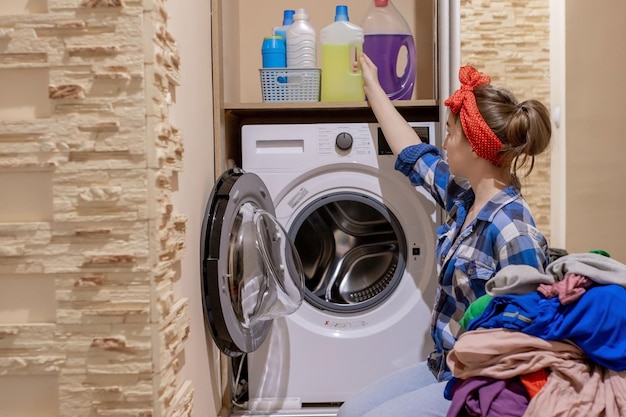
[472,84,552,185]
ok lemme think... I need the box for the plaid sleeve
[395,143,451,208]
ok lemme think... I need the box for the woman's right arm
[361,53,458,209]
[360,53,423,155]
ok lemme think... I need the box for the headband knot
[444,66,504,165]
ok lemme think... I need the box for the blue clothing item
[467,285,626,371]
[395,143,550,381]
[336,362,450,417]
[466,291,554,332]
[444,377,458,400]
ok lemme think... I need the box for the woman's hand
[358,53,422,153]
[360,52,382,98]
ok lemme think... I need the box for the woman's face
[443,113,475,177]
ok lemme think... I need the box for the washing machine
[201,121,440,416]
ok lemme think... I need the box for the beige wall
[167,1,222,417]
[561,0,626,261]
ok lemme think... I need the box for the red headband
[444,66,503,166]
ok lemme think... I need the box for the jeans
[336,362,450,417]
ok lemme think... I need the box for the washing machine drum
[289,192,407,313]
[201,169,304,357]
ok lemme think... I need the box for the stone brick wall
[0,0,191,416]
[460,0,552,240]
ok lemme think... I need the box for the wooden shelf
[224,100,439,123]
[224,100,437,110]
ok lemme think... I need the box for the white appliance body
[240,122,441,411]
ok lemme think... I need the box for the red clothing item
[519,369,549,398]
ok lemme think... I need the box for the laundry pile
[444,252,626,417]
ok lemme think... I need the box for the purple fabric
[446,376,529,417]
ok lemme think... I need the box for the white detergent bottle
[286,8,317,68]
[320,5,365,102]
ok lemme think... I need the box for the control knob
[335,132,353,151]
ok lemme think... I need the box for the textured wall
[0,0,192,416]
[459,0,551,240]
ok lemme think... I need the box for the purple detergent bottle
[362,0,417,100]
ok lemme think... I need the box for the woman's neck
[467,164,511,214]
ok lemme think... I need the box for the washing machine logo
[324,319,369,329]
[288,187,309,208]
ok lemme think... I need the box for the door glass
[228,201,304,329]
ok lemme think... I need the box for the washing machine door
[200,168,305,357]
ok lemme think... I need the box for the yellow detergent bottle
[320,5,365,102]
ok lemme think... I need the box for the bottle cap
[262,36,286,53]
[335,5,349,22]
[282,9,295,25]
[375,0,388,7]
[294,8,309,20]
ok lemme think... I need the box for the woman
[337,54,553,417]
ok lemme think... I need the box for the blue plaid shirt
[395,143,550,381]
